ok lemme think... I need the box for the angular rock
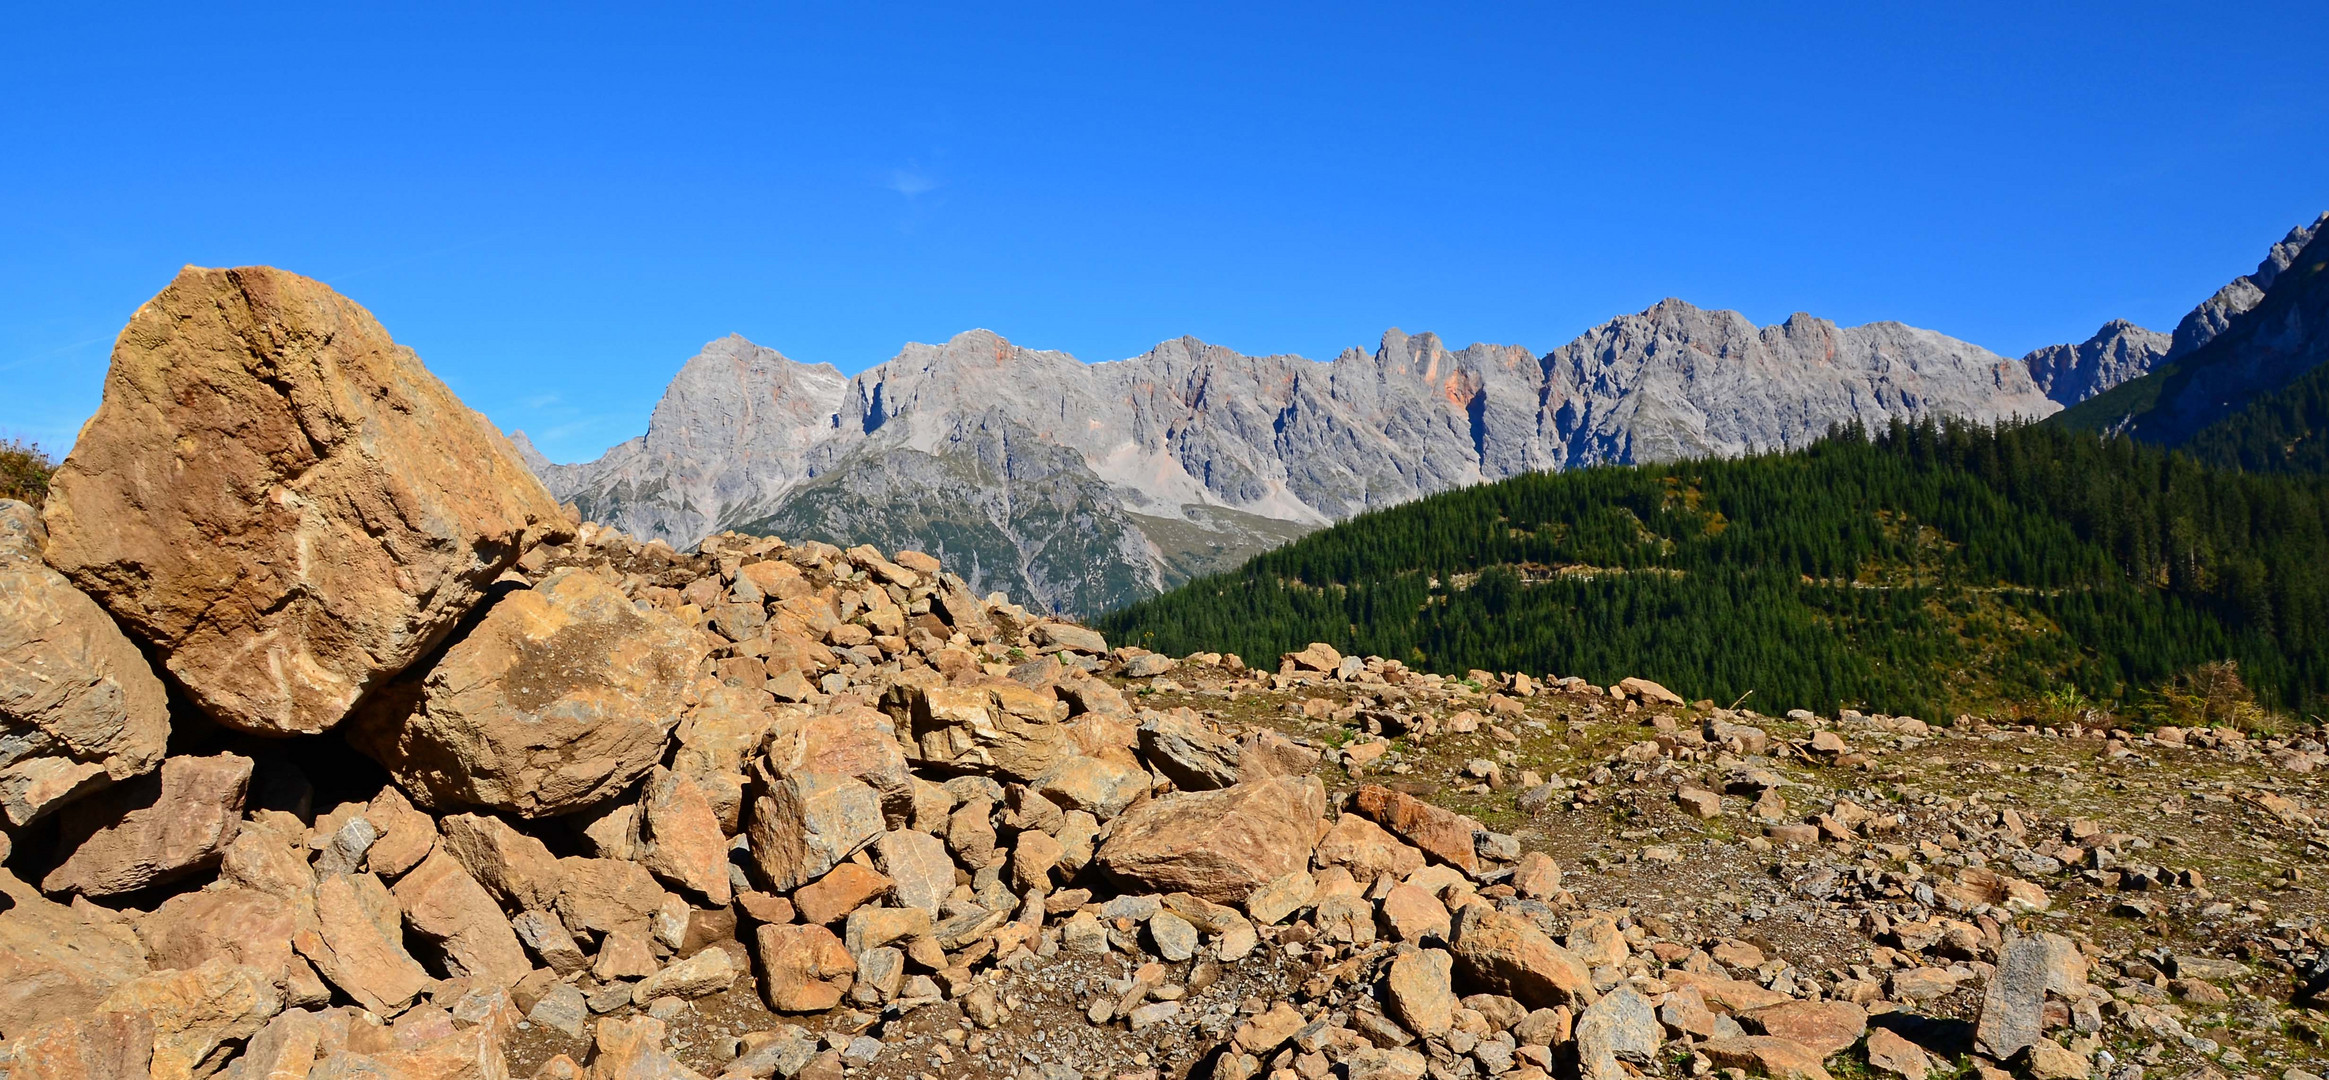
[1576,986,1661,1080]
[1744,1000,1868,1057]
[438,812,565,913]
[44,753,251,897]
[96,956,283,1080]
[42,265,565,735]
[511,909,588,975]
[392,848,532,988]
[1976,933,2089,1060]
[1352,784,1480,876]
[746,769,885,893]
[555,856,668,937]
[137,885,304,994]
[0,874,152,1039]
[1701,1036,1834,1080]
[1033,751,1149,821]
[1865,1027,1932,1080]
[2,1010,155,1080]
[1137,711,1243,790]
[643,767,733,906]
[1386,948,1455,1038]
[907,683,1078,782]
[348,567,708,816]
[757,923,857,1012]
[294,872,433,1015]
[631,946,737,1005]
[792,863,893,926]
[0,501,170,827]
[874,828,953,915]
[761,704,915,823]
[1315,813,1427,882]
[1380,883,1452,943]
[1449,905,1594,1009]
[361,786,437,879]
[1095,775,1327,903]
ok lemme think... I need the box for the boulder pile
[3,267,2321,1080]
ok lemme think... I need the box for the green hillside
[2182,359,2329,474]
[1098,420,2329,722]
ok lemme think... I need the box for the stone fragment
[745,769,885,893]
[1576,986,1661,1080]
[0,501,169,827]
[581,1016,699,1080]
[294,873,433,1015]
[511,909,588,975]
[44,753,251,898]
[1315,814,1427,881]
[1137,711,1243,790]
[1617,677,1684,705]
[361,786,437,879]
[96,956,283,1080]
[1012,828,1065,895]
[1449,905,1594,1009]
[42,266,565,735]
[1094,774,1326,903]
[761,704,915,823]
[1865,1027,1932,1080]
[1511,852,1563,899]
[555,857,668,937]
[1744,1000,1868,1057]
[907,683,1082,782]
[1976,933,2089,1060]
[1352,784,1480,875]
[1314,892,1376,944]
[137,885,304,995]
[0,875,150,1040]
[1235,1001,1307,1054]
[1033,752,1149,821]
[1379,883,1452,943]
[2015,1039,2090,1080]
[438,812,565,912]
[1698,1037,1833,1080]
[392,848,532,988]
[1565,914,1628,967]
[873,828,953,915]
[1386,948,1455,1038]
[631,946,737,1005]
[2,1010,155,1080]
[1150,911,1200,961]
[528,983,589,1038]
[757,923,857,1012]
[643,767,733,905]
[792,863,893,926]
[348,568,708,816]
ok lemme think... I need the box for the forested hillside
[1099,421,2329,721]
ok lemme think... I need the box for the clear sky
[4,2,2324,463]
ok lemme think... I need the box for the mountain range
[523,213,2326,616]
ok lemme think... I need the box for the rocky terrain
[4,265,2328,1080]
[528,215,2326,617]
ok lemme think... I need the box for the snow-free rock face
[41,266,570,735]
[0,500,169,826]
[2019,320,2173,406]
[2168,212,2328,361]
[537,307,2061,615]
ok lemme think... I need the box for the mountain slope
[2055,226,2329,448]
[531,306,2058,614]
[2020,320,2171,405]
[1099,420,2329,719]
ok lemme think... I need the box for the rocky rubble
[2,267,2326,1080]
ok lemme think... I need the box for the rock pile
[3,266,2324,1080]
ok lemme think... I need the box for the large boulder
[348,567,710,817]
[392,848,532,989]
[1449,905,1596,1009]
[0,501,169,826]
[43,753,252,898]
[40,266,567,735]
[1093,774,1326,903]
[0,872,152,1039]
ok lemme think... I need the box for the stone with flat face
[1094,774,1326,903]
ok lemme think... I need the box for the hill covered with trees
[1099,420,2329,722]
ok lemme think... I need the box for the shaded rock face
[2169,212,2329,360]
[0,500,169,826]
[41,266,567,735]
[43,753,252,898]
[347,567,710,817]
[535,307,2059,615]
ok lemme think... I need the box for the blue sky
[4,3,2324,463]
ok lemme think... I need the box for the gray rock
[1575,986,1661,1080]
[1149,911,1199,962]
[1137,713,1244,791]
[2168,212,2327,359]
[528,982,589,1038]
[533,306,2066,616]
[1976,932,2090,1060]
[2021,320,2171,405]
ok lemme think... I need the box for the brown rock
[1352,784,1480,876]
[1386,948,1456,1038]
[392,848,532,989]
[1676,787,1723,819]
[0,501,170,827]
[2014,1039,2090,1080]
[361,786,437,879]
[1011,828,1065,895]
[745,768,886,893]
[437,812,565,912]
[792,863,893,926]
[1511,852,1563,899]
[1743,1000,1868,1057]
[762,704,915,823]
[229,1009,324,1080]
[1666,970,1794,1012]
[1379,884,1452,943]
[1700,1038,1832,1080]
[0,874,152,1039]
[1448,906,1594,1009]
[907,683,1082,782]
[96,956,283,1080]
[44,753,251,897]
[555,857,668,937]
[1865,1028,1932,1080]
[1094,775,1327,903]
[875,828,954,914]
[2,1010,155,1080]
[643,767,733,906]
[1617,677,1684,706]
[756,923,857,1012]
[1033,751,1148,821]
[137,885,304,993]
[1234,1001,1308,1054]
[294,873,433,1015]
[41,266,565,735]
[1315,814,1426,881]
[348,567,708,816]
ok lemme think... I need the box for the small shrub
[0,438,54,508]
